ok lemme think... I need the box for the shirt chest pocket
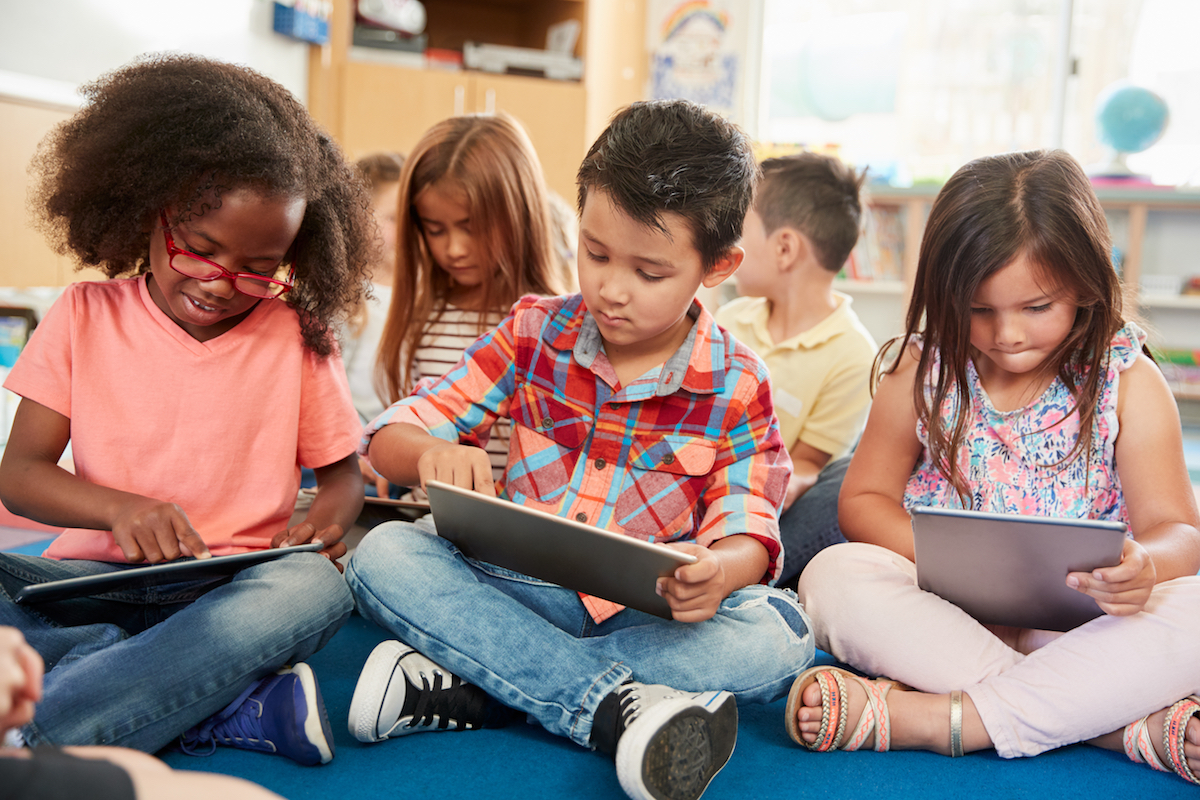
[506,384,593,504]
[615,434,716,540]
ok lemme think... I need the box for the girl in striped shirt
[375,114,565,482]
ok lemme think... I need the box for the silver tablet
[911,506,1127,632]
[13,542,325,605]
[426,480,697,620]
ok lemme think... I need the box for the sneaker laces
[405,668,505,732]
[179,680,273,756]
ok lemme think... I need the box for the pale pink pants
[797,542,1200,758]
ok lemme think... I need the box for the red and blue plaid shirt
[363,293,791,620]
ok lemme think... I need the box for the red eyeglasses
[159,212,295,299]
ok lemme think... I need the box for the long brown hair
[876,150,1130,506]
[376,114,562,403]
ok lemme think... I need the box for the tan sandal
[784,666,899,752]
[1124,695,1200,785]
[785,666,967,756]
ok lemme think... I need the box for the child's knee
[724,585,813,648]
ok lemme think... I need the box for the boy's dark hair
[756,153,865,273]
[29,53,375,356]
[576,99,758,272]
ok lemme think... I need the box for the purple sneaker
[180,662,335,766]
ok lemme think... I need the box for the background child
[344,99,813,800]
[375,113,564,485]
[343,151,406,423]
[789,150,1200,786]
[0,54,373,765]
[1,626,283,800]
[715,152,877,587]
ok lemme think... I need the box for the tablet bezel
[13,542,326,605]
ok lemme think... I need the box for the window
[757,0,1200,187]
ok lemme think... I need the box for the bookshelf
[838,184,1200,365]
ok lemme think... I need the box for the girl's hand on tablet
[271,522,348,572]
[1066,537,1154,616]
[111,498,210,564]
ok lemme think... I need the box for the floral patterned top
[903,323,1147,530]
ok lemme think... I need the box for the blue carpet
[155,613,1195,800]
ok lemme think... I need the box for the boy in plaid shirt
[345,100,814,800]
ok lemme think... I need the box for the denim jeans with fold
[0,550,352,752]
[345,518,815,747]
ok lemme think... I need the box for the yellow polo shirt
[715,292,877,460]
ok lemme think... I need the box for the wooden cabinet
[308,0,629,201]
[0,99,105,288]
[334,60,586,199]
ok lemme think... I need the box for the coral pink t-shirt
[4,276,361,560]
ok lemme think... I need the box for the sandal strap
[1164,696,1200,785]
[806,669,849,752]
[1124,714,1172,773]
[843,676,893,752]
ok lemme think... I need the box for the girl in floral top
[788,150,1200,787]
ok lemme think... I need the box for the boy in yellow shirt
[716,153,877,587]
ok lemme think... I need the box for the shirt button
[575,512,588,523]
[662,453,675,465]
[541,416,553,429]
[594,458,606,470]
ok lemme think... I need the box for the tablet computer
[911,506,1127,632]
[13,542,325,605]
[299,487,430,511]
[425,480,697,620]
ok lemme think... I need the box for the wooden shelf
[834,279,906,295]
[1140,294,1200,310]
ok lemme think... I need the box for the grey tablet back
[911,506,1127,632]
[425,480,696,620]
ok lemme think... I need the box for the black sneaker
[610,682,738,800]
[348,640,515,742]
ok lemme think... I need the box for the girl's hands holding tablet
[111,497,211,564]
[1066,536,1156,617]
[271,521,348,571]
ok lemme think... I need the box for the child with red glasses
[0,54,375,769]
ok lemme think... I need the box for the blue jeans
[0,551,352,752]
[777,454,851,589]
[345,519,814,747]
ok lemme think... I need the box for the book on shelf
[844,204,904,282]
[1157,349,1200,399]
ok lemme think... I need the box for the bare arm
[367,422,494,495]
[0,398,209,563]
[837,348,925,561]
[271,454,363,569]
[1067,355,1200,615]
[782,440,832,511]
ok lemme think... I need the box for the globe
[1094,82,1169,155]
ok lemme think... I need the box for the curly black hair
[28,53,375,355]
